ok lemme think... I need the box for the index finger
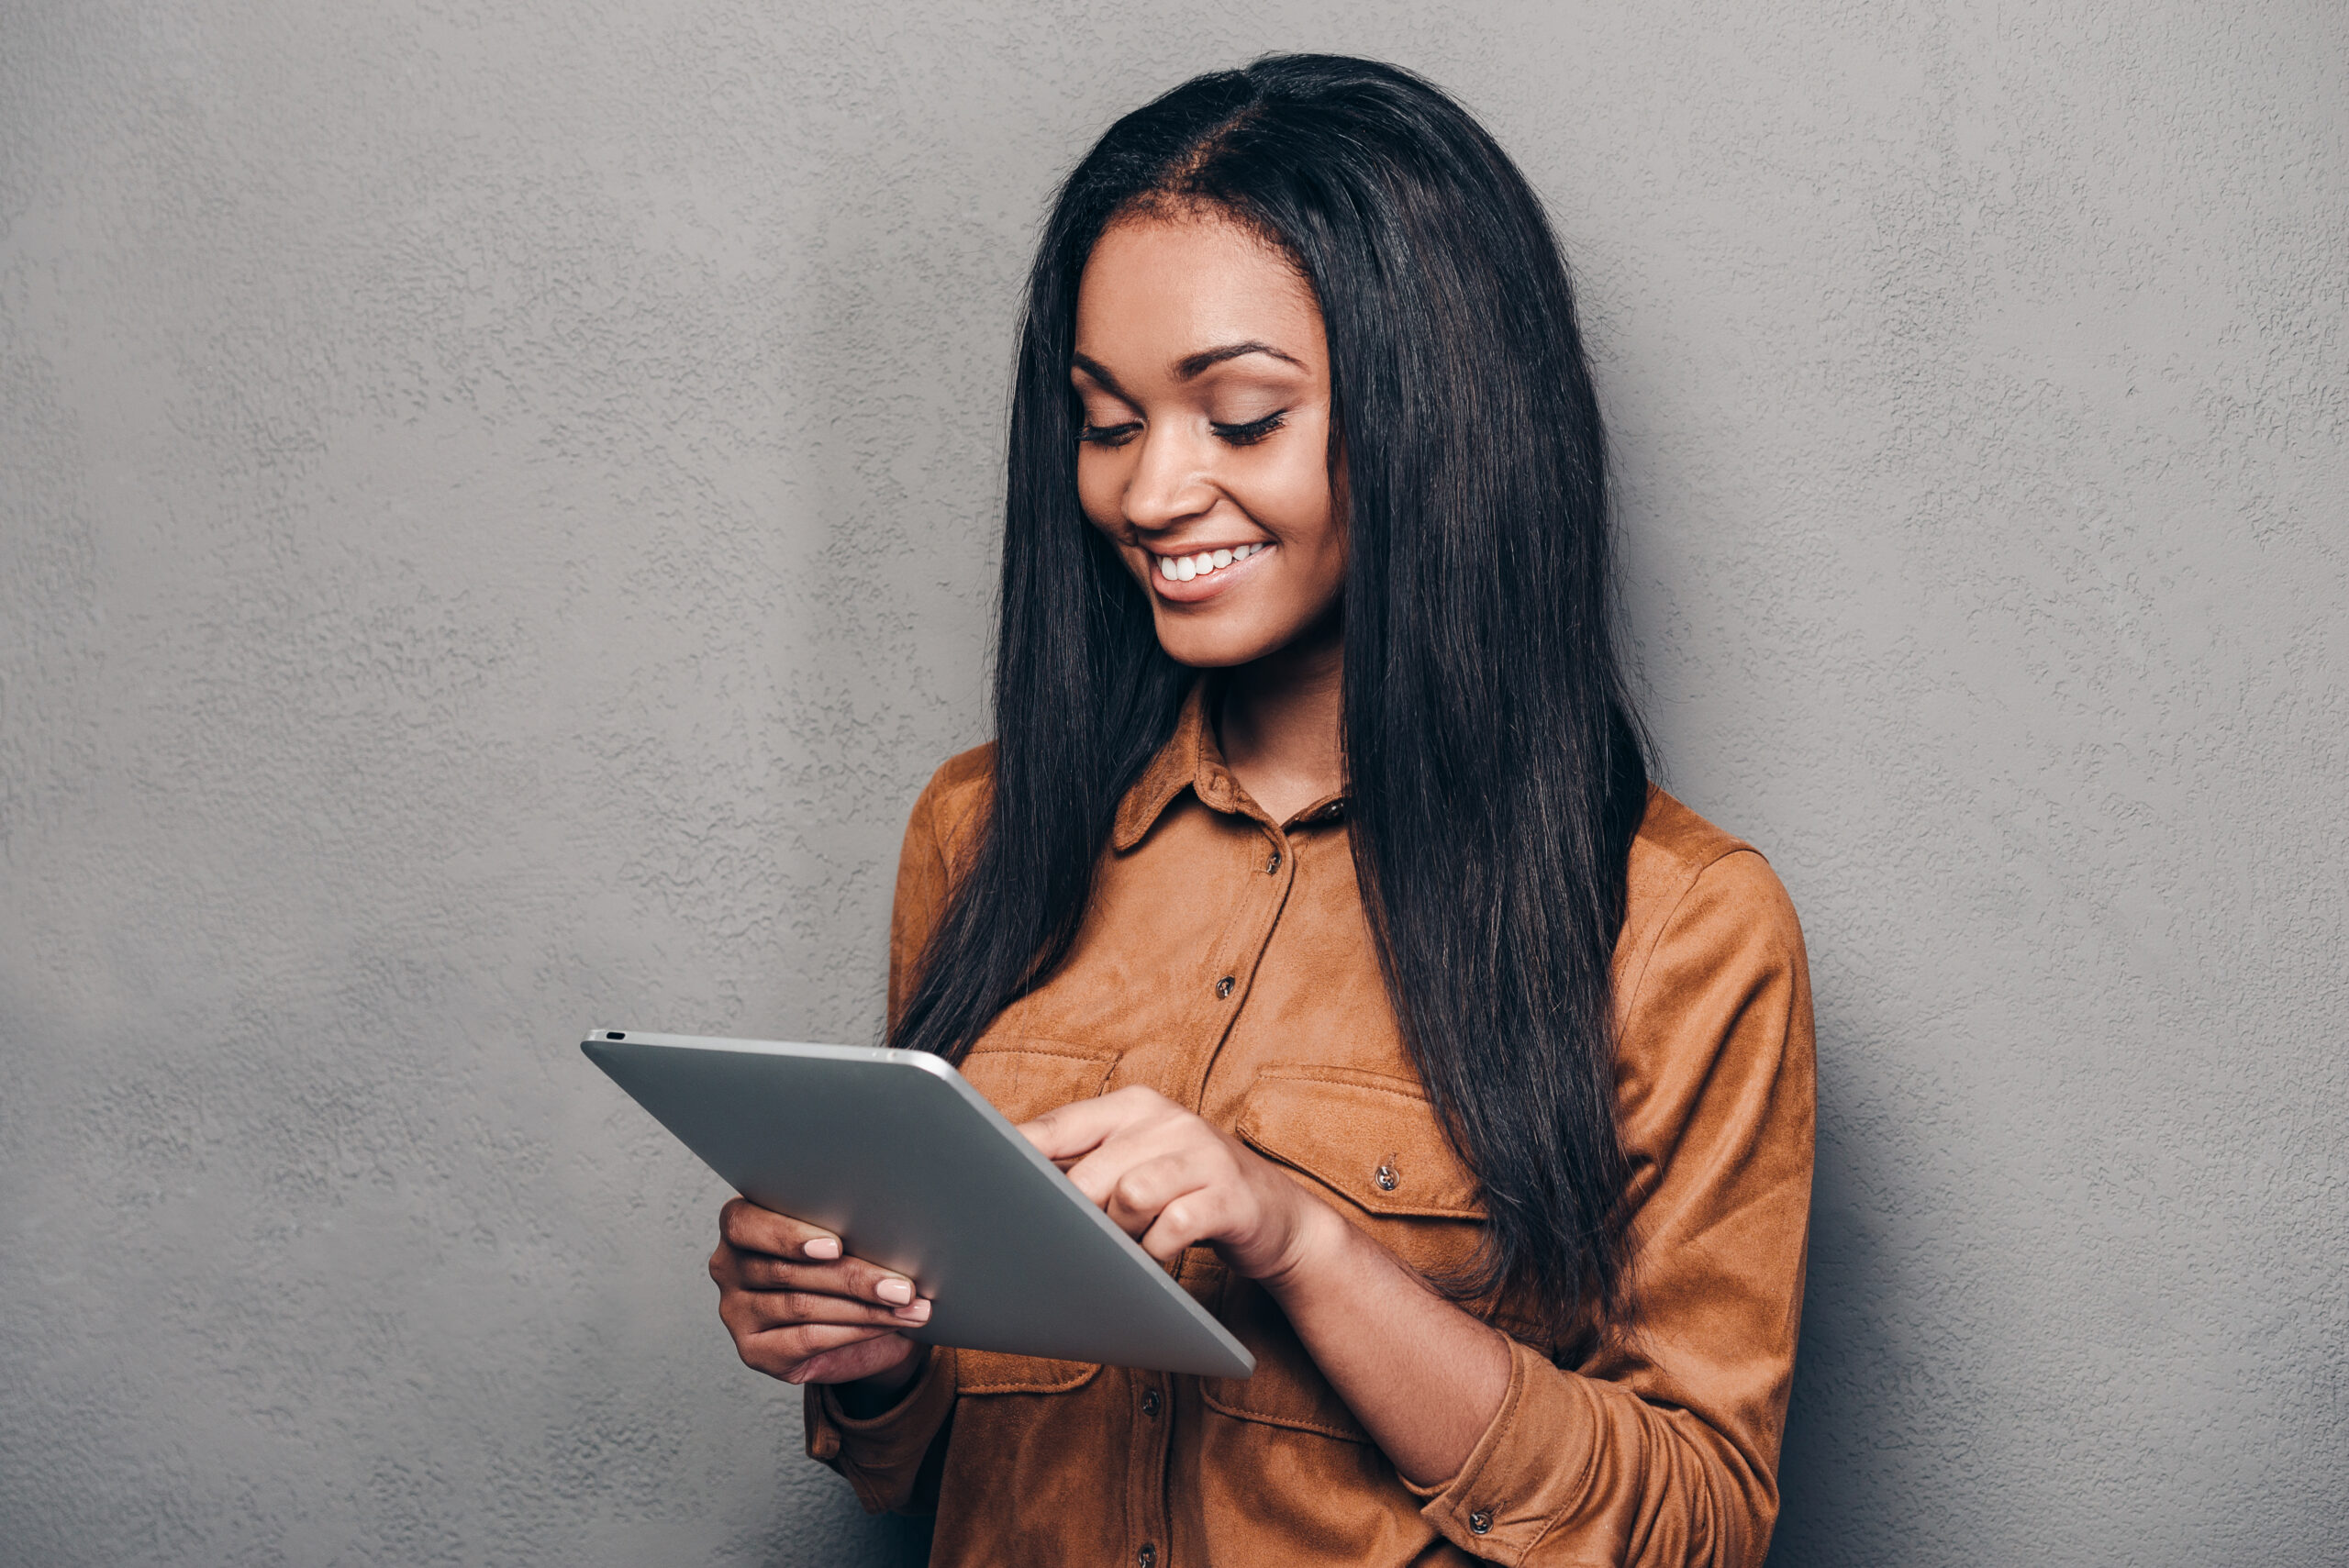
[1019,1084,1174,1163]
[720,1196,843,1261]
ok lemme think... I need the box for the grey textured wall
[3,2,2342,1563]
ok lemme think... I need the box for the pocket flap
[953,1348,1100,1396]
[1234,1066,1484,1218]
[956,1040,1119,1126]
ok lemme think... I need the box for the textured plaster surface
[2,2,2343,1563]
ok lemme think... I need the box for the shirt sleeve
[883,761,960,1038]
[804,1345,959,1515]
[1418,847,1817,1566]
[803,760,978,1514]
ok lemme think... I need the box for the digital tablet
[581,1029,1254,1378]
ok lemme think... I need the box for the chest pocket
[951,1040,1119,1396]
[1205,1064,1487,1439]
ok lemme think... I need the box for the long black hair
[892,54,1650,1335]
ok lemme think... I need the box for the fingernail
[874,1276,914,1305]
[893,1299,931,1323]
[804,1236,841,1261]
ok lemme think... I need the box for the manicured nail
[874,1276,914,1306]
[892,1299,931,1323]
[804,1236,841,1261]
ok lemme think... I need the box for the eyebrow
[1070,340,1304,399]
[1174,340,1303,379]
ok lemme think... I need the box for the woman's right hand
[709,1197,931,1390]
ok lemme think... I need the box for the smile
[1156,542,1268,583]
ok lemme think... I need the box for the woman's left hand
[1020,1085,1335,1284]
[1029,1083,1512,1489]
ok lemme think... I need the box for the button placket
[1125,1363,1173,1568]
[1176,798,1296,1118]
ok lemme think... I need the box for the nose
[1120,421,1217,535]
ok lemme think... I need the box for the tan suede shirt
[807,688,1815,1567]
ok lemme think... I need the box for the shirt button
[1138,1546,1157,1568]
[1216,975,1235,998]
[1375,1162,1399,1192]
[1265,849,1282,873]
[1468,1509,1493,1535]
[1141,1387,1161,1418]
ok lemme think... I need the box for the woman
[710,55,1813,1567]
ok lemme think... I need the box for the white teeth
[1157,542,1266,583]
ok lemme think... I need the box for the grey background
[3,1,2343,1563]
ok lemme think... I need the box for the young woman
[709,55,1813,1567]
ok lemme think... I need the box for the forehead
[1074,213,1324,366]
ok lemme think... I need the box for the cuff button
[1468,1509,1493,1535]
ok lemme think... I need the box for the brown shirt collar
[1111,680,1346,851]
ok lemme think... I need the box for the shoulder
[903,741,996,870]
[1616,788,1807,1018]
[1609,789,1814,1191]
[886,743,998,1004]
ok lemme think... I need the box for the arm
[1024,848,1814,1563]
[1407,849,1815,1563]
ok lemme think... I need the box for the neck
[1217,622,1345,826]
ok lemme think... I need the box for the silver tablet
[582,1029,1253,1378]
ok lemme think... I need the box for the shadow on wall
[761,1491,932,1568]
[1767,995,1905,1568]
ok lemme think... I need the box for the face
[1072,212,1343,669]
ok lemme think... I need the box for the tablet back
[583,1030,1253,1378]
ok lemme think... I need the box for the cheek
[1075,450,1125,534]
[1248,446,1341,570]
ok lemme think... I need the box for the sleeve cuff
[803,1346,956,1514]
[1417,1338,1598,1562]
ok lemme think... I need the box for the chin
[1151,619,1285,671]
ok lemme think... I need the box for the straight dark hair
[892,54,1651,1336]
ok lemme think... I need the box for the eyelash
[1214,411,1286,446]
[1076,411,1289,449]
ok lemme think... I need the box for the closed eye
[1078,421,1142,448]
[1212,411,1286,446]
